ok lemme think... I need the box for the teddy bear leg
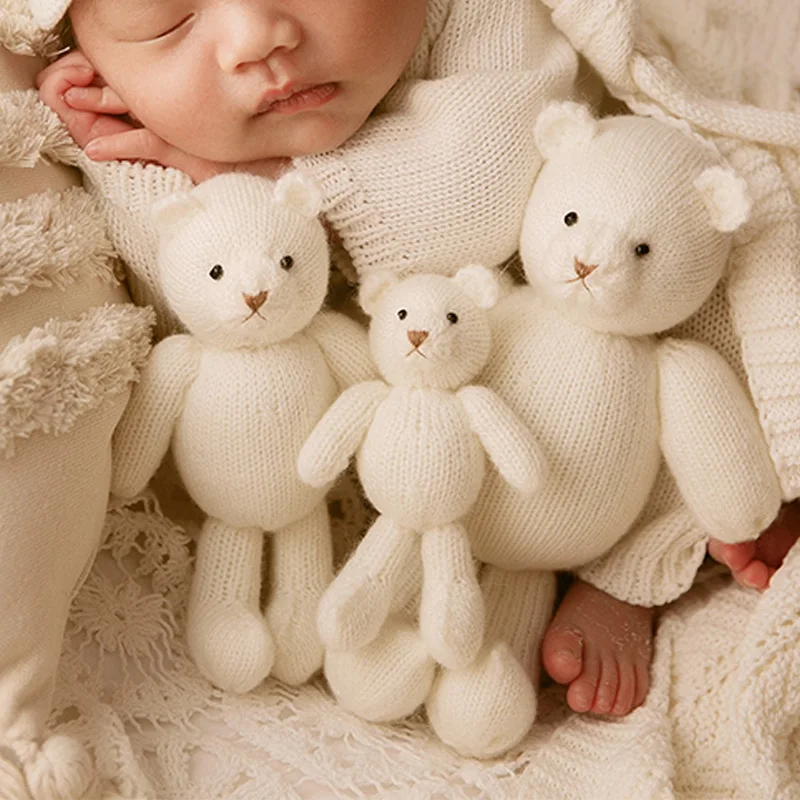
[426,566,556,758]
[317,514,417,652]
[324,615,437,722]
[265,502,333,686]
[186,518,274,693]
[419,522,484,669]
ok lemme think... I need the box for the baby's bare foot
[542,579,653,716]
[708,500,800,591]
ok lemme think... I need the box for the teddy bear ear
[273,170,324,218]
[151,191,206,235]
[452,264,500,310]
[694,166,752,233]
[359,272,399,316]
[534,101,599,160]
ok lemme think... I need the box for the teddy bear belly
[357,388,485,532]
[469,297,661,570]
[172,341,337,530]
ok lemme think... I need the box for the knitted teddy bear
[111,171,375,693]
[422,102,784,758]
[297,266,546,678]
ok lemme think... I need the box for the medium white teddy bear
[111,171,375,693]
[422,102,783,758]
[297,266,546,694]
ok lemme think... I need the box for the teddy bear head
[520,102,751,337]
[151,171,328,348]
[359,266,499,390]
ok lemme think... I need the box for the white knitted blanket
[47,492,800,799]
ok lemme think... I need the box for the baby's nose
[407,330,429,348]
[217,5,302,73]
[243,291,268,311]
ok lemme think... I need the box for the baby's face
[69,0,427,162]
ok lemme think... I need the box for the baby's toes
[542,625,584,685]
[633,659,650,709]
[610,659,636,716]
[565,645,600,713]
[592,652,619,715]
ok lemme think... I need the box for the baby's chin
[187,113,366,165]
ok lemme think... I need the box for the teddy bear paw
[324,616,437,722]
[187,601,275,693]
[426,642,537,758]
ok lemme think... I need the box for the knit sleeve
[296,0,578,279]
[576,462,709,607]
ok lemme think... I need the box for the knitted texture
[112,172,376,694]
[299,268,546,756]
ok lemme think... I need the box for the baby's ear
[151,191,205,235]
[359,272,399,317]
[452,264,499,310]
[274,170,324,218]
[534,101,598,160]
[694,166,751,232]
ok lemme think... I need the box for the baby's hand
[708,500,800,590]
[36,51,289,184]
[35,50,135,148]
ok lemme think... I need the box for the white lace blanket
[49,486,800,800]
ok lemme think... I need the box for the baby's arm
[297,0,579,277]
[112,334,201,498]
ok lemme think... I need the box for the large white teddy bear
[297,267,546,709]
[424,102,783,757]
[111,172,375,693]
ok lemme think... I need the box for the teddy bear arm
[457,385,547,495]
[306,311,377,390]
[657,338,782,543]
[111,334,201,499]
[297,380,389,488]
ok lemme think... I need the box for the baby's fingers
[85,129,224,182]
[65,85,129,115]
[708,538,756,572]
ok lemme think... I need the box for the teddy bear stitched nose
[573,258,597,279]
[243,291,268,311]
[407,330,429,347]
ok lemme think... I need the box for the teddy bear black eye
[397,309,408,320]
[446,312,459,324]
[564,211,579,227]
[209,264,224,281]
[280,255,294,271]
[634,243,651,257]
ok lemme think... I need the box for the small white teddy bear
[298,266,546,675]
[111,171,375,693]
[424,103,783,758]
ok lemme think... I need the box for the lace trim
[0,187,120,300]
[0,90,79,169]
[0,303,154,458]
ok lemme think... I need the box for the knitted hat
[28,0,71,29]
